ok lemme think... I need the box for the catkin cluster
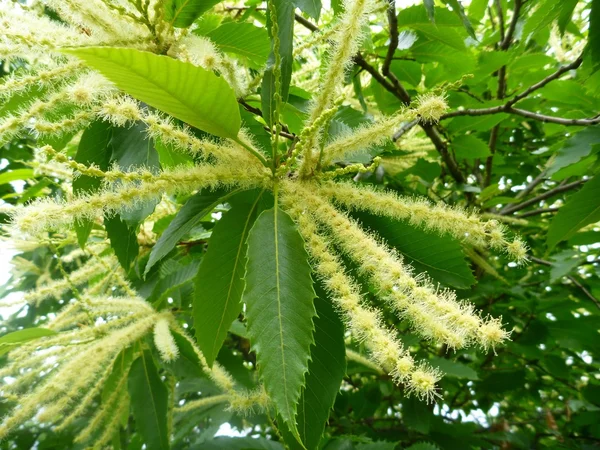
[0,0,529,444]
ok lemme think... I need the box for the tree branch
[517,207,559,218]
[295,13,467,184]
[500,179,586,215]
[440,55,593,125]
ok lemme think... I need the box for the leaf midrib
[211,190,265,358]
[140,353,166,448]
[273,201,293,422]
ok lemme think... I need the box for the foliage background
[1,0,600,449]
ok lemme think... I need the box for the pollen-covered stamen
[153,317,179,362]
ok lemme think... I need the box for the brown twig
[500,179,586,215]
[529,256,600,310]
[294,14,467,185]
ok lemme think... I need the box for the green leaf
[0,328,57,356]
[451,134,491,160]
[294,288,346,449]
[202,437,284,449]
[128,351,170,450]
[294,0,322,21]
[547,175,600,250]
[354,212,475,289]
[164,0,223,28]
[149,261,200,309]
[590,0,600,67]
[63,47,241,140]
[430,357,479,380]
[243,206,316,439]
[145,188,236,276]
[0,169,34,186]
[261,0,295,126]
[443,0,476,39]
[406,443,441,450]
[110,122,161,225]
[390,60,422,87]
[73,120,113,247]
[547,126,600,177]
[447,113,508,133]
[423,0,435,22]
[207,22,271,69]
[194,190,267,367]
[104,214,139,271]
[110,122,159,171]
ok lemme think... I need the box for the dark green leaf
[590,0,600,67]
[207,22,271,69]
[261,0,295,126]
[443,0,476,39]
[194,190,267,366]
[73,120,113,247]
[430,357,479,380]
[145,188,236,276]
[547,126,600,177]
[243,206,316,439]
[451,134,491,160]
[164,0,222,28]
[547,175,600,250]
[104,214,139,271]
[149,261,200,309]
[0,328,57,356]
[354,212,475,289]
[129,351,170,450]
[294,288,346,449]
[294,0,322,21]
[201,437,284,449]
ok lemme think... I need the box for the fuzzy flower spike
[0,0,530,445]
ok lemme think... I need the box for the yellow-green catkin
[299,0,377,175]
[11,163,270,236]
[317,180,528,263]
[287,181,510,351]
[282,188,442,402]
[154,317,179,362]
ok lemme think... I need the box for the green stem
[234,137,270,168]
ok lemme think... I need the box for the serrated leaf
[547,175,600,250]
[547,126,600,177]
[145,188,237,276]
[354,212,475,289]
[63,47,241,140]
[202,437,285,449]
[128,351,170,450]
[406,443,441,450]
[294,288,346,449]
[0,327,56,356]
[149,261,200,309]
[294,0,322,21]
[73,120,113,247]
[164,0,223,28]
[261,0,295,126]
[243,206,316,440]
[590,0,600,67]
[430,356,479,380]
[110,122,161,225]
[452,134,491,160]
[194,190,267,367]
[207,22,270,69]
[104,214,139,271]
[443,0,476,39]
